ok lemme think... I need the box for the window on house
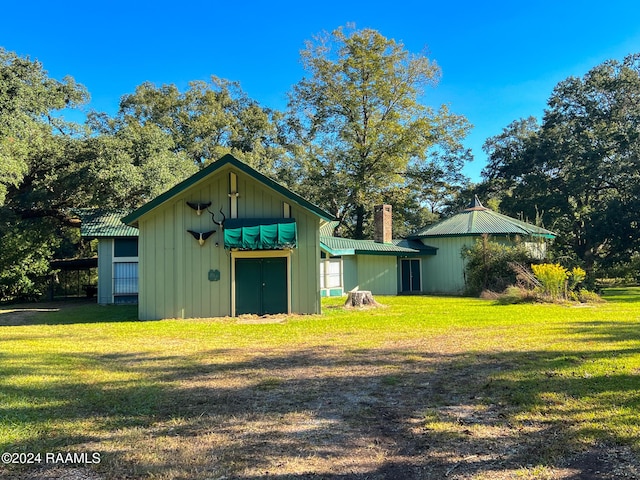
[320,258,342,289]
[114,238,138,257]
[113,262,138,304]
[114,262,138,295]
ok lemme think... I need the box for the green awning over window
[224,218,297,250]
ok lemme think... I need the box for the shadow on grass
[601,287,640,303]
[1,319,639,479]
[0,299,138,326]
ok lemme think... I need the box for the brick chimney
[374,204,392,244]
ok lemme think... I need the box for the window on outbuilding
[114,238,138,257]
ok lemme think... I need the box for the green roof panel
[320,236,437,257]
[409,200,556,239]
[79,210,138,238]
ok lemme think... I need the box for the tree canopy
[0,29,474,300]
[482,54,640,274]
[90,77,285,175]
[284,26,472,238]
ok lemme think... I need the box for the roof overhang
[123,154,335,227]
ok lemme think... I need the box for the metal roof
[320,220,340,236]
[409,198,556,239]
[320,236,437,256]
[79,210,139,238]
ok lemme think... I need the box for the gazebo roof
[409,196,556,239]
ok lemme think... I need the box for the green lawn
[1,290,639,479]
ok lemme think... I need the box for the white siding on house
[97,239,113,304]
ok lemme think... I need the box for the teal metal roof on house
[79,210,138,238]
[123,154,334,226]
[320,236,437,257]
[320,220,340,236]
[409,197,556,239]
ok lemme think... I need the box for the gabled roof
[320,220,340,237]
[320,236,437,257]
[409,196,556,239]
[122,154,334,226]
[79,210,139,238]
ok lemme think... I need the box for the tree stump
[344,290,380,308]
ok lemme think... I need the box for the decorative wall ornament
[208,206,226,229]
[187,229,216,246]
[186,201,212,215]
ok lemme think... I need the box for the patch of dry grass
[1,291,640,479]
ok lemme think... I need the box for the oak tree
[483,54,640,274]
[285,26,471,238]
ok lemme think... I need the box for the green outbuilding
[121,154,333,320]
[79,210,139,305]
[408,196,556,294]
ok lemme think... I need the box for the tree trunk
[354,204,366,239]
[344,290,380,308]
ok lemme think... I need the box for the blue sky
[3,1,640,181]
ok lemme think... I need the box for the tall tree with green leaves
[483,54,640,274]
[285,26,471,238]
[0,48,88,207]
[0,49,199,300]
[92,77,285,174]
[0,49,90,299]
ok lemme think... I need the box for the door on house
[235,257,288,315]
[401,259,421,293]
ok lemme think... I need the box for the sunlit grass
[0,288,639,478]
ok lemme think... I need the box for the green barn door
[236,257,288,315]
[401,259,421,292]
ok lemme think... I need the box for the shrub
[577,289,606,303]
[568,267,586,291]
[462,235,535,296]
[531,263,568,300]
[497,285,538,304]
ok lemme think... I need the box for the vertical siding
[356,255,398,295]
[139,208,175,320]
[421,237,473,294]
[97,238,113,304]
[137,164,322,319]
[288,206,321,314]
[180,173,230,319]
[342,257,358,293]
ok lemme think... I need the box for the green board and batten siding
[131,157,326,320]
[412,197,556,295]
[351,255,399,295]
[420,236,470,294]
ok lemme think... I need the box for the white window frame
[112,240,139,303]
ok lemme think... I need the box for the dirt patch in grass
[6,341,639,479]
[0,299,102,326]
[0,303,61,326]
[2,298,640,479]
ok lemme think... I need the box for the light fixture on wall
[186,201,212,215]
[187,230,216,246]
